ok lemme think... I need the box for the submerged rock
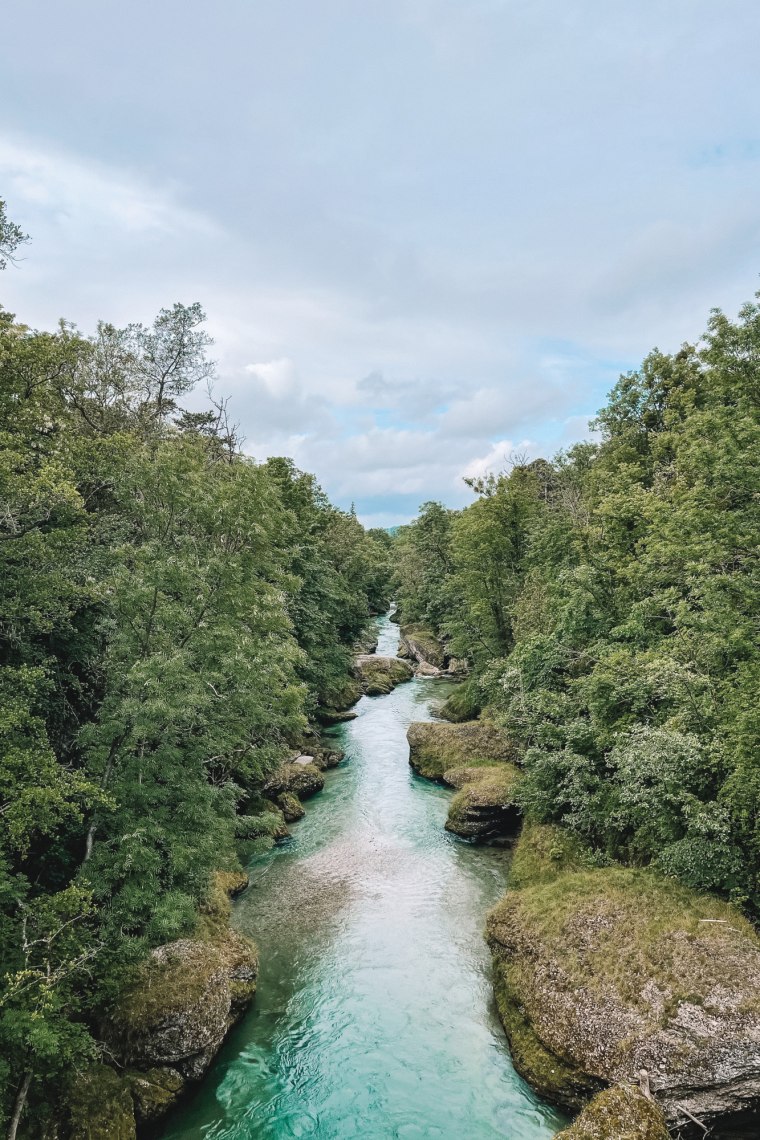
[355,654,413,696]
[407,720,517,780]
[554,1084,669,1139]
[444,764,521,840]
[486,826,760,1133]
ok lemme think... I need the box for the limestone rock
[108,928,257,1085]
[277,791,306,822]
[264,760,325,801]
[354,654,413,696]
[128,1067,184,1125]
[399,624,446,670]
[314,747,344,771]
[486,835,760,1133]
[444,764,521,840]
[407,720,517,780]
[554,1084,669,1139]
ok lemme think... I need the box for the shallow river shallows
[161,615,565,1140]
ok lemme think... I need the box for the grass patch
[407,720,517,779]
[508,823,596,890]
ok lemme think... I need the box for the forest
[0,201,392,1136]
[2,186,760,1138]
[394,297,759,910]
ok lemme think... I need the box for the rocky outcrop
[313,747,344,771]
[554,1084,669,1139]
[399,624,447,671]
[264,758,325,801]
[444,764,521,840]
[486,825,760,1134]
[407,720,517,780]
[355,654,413,695]
[96,874,259,1132]
[276,791,306,822]
[317,675,363,724]
[110,930,258,1080]
[354,627,379,654]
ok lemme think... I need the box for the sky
[1,0,759,527]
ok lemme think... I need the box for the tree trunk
[7,1071,31,1140]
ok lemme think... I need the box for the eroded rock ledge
[444,764,521,841]
[487,824,760,1136]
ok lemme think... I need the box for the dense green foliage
[395,295,759,911]
[0,268,390,1131]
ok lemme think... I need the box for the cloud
[460,439,537,483]
[2,0,760,526]
[0,136,217,243]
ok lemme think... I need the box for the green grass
[489,855,759,1016]
[407,720,517,779]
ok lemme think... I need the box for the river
[160,614,565,1140]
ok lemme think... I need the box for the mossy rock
[554,1084,669,1139]
[486,851,760,1129]
[407,720,517,780]
[354,626,379,654]
[317,707,358,724]
[439,682,481,722]
[314,747,344,770]
[441,765,494,789]
[68,1065,136,1140]
[277,791,305,822]
[400,624,446,668]
[108,929,257,1075]
[128,1066,184,1125]
[355,654,413,696]
[445,764,521,840]
[235,808,289,841]
[196,869,250,939]
[264,761,325,801]
[492,966,601,1110]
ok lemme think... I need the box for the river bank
[158,614,564,1139]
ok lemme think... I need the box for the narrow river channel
[161,615,565,1140]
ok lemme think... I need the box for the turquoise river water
[160,615,565,1140]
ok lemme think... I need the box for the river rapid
[160,614,565,1140]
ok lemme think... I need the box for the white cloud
[244,357,299,398]
[460,439,537,484]
[0,135,217,242]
